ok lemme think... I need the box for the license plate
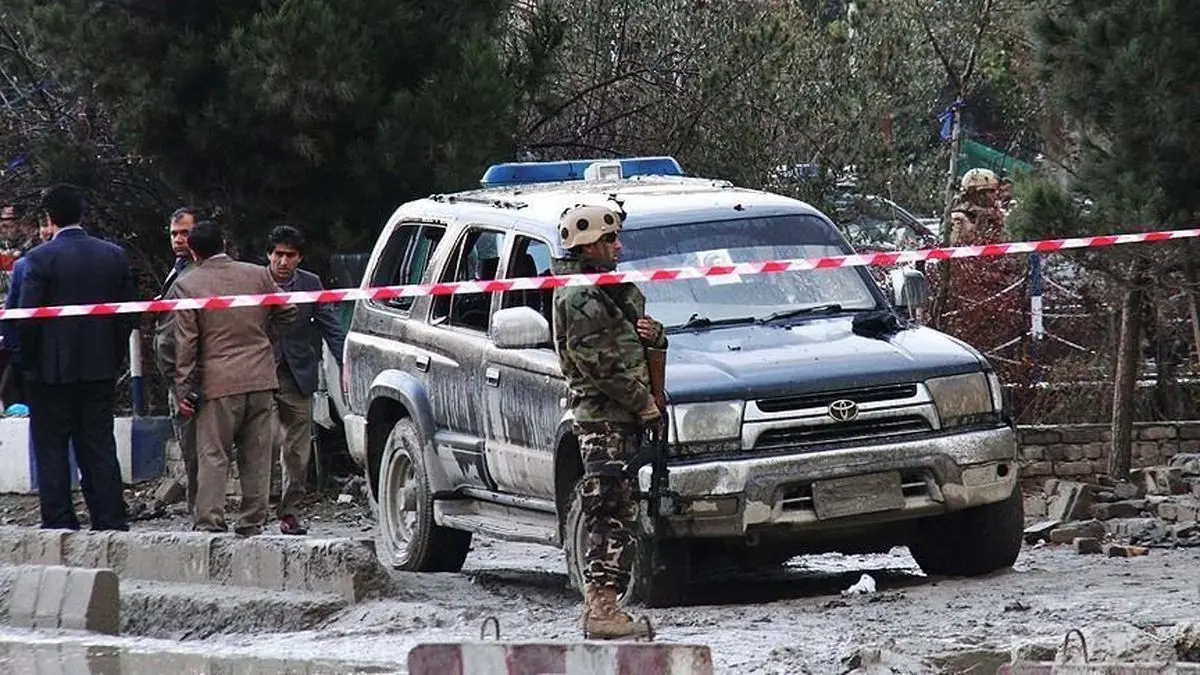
[811,472,905,520]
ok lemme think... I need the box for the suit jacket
[273,268,347,396]
[17,228,138,385]
[170,255,297,401]
[152,257,193,380]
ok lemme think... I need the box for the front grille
[757,384,919,413]
[754,415,931,451]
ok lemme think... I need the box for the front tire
[564,480,691,608]
[376,419,471,572]
[908,485,1024,577]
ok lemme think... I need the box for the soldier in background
[550,203,665,640]
[949,168,1005,245]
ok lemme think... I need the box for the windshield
[616,214,880,328]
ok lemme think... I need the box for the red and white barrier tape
[0,227,1195,321]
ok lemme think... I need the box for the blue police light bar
[479,156,684,188]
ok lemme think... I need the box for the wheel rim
[381,446,418,566]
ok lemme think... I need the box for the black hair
[267,225,306,254]
[39,184,86,228]
[171,206,204,223]
[187,220,225,258]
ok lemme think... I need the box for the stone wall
[1017,422,1200,482]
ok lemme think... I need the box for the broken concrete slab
[1074,537,1103,554]
[1170,453,1200,476]
[1023,495,1048,519]
[1023,520,1061,544]
[1048,481,1095,522]
[1113,481,1143,500]
[1089,500,1146,520]
[154,477,186,506]
[1131,467,1185,496]
[1049,519,1106,544]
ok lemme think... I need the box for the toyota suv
[339,156,1023,607]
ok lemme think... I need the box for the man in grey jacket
[265,226,346,535]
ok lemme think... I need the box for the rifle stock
[647,347,667,412]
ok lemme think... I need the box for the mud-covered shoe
[582,586,654,641]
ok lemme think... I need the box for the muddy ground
[2,488,1198,674]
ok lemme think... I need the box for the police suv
[339,156,1023,607]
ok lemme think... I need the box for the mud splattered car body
[339,157,1024,606]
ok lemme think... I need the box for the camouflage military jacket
[949,201,1004,245]
[551,256,666,423]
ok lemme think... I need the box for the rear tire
[908,485,1024,577]
[376,418,471,572]
[564,480,691,608]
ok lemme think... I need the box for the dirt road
[2,491,1198,673]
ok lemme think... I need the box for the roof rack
[479,156,684,188]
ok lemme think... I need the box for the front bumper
[635,426,1018,538]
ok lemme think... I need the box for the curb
[0,416,171,494]
[1,564,119,634]
[409,642,714,675]
[0,527,389,603]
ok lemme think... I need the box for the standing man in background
[2,214,55,408]
[171,221,297,535]
[265,225,346,535]
[19,184,138,531]
[153,206,201,514]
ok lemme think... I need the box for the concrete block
[154,477,186,506]
[1089,500,1145,521]
[229,540,286,591]
[1158,501,1179,522]
[1023,495,1048,518]
[59,568,119,634]
[1138,425,1178,441]
[409,642,714,675]
[1132,466,1185,496]
[1049,520,1106,544]
[1048,481,1094,522]
[1074,537,1102,554]
[1113,481,1142,500]
[8,565,44,627]
[21,529,66,565]
[119,532,214,583]
[33,565,71,628]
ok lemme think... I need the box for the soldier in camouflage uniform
[949,168,1004,246]
[551,203,666,640]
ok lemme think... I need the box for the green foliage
[1033,0,1200,232]
[16,0,522,257]
[1004,175,1092,241]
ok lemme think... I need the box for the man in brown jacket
[169,221,297,535]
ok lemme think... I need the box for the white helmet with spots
[558,204,624,249]
[961,168,1000,192]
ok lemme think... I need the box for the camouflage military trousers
[575,421,641,591]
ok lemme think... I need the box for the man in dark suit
[19,184,137,531]
[265,225,346,535]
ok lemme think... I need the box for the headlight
[925,372,998,428]
[672,401,744,443]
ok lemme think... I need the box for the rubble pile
[1023,453,1200,554]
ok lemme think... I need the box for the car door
[414,225,509,490]
[482,235,568,499]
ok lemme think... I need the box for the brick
[1074,537,1103,554]
[1134,442,1161,461]
[1055,461,1095,477]
[1179,425,1200,440]
[1158,501,1179,522]
[1061,427,1105,444]
[1113,482,1142,500]
[1021,429,1062,445]
[1023,462,1053,477]
[154,478,186,506]
[59,568,119,634]
[1021,446,1045,462]
[1132,467,1185,496]
[1049,520,1106,544]
[1043,478,1061,495]
[1024,495,1048,518]
[1188,478,1200,498]
[1137,425,1178,441]
[1106,544,1149,557]
[1104,517,1161,540]
[1091,460,1110,474]
[1180,441,1200,454]
[1090,500,1146,520]
[1176,502,1200,523]
[1045,447,1067,462]
[1162,445,1179,459]
[1064,445,1086,462]
[1084,444,1106,460]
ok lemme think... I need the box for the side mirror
[491,306,551,349]
[889,267,928,310]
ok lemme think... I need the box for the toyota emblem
[828,399,859,422]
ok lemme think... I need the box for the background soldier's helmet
[558,204,623,249]
[961,168,1000,192]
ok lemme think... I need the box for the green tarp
[957,138,1034,179]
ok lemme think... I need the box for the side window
[501,236,554,324]
[369,224,444,313]
[431,228,506,332]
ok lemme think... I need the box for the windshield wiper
[669,313,758,332]
[758,303,867,324]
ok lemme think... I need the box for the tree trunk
[930,105,962,330]
[1109,282,1144,479]
[1184,252,1200,368]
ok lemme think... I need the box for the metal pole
[129,328,144,417]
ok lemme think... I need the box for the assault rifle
[627,347,679,535]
